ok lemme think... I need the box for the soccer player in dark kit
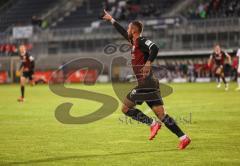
[18,44,35,102]
[236,49,240,91]
[208,44,231,91]
[101,10,191,150]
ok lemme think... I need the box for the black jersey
[210,51,227,66]
[20,52,35,72]
[112,21,159,82]
[131,37,159,81]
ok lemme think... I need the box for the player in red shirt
[101,10,190,150]
[208,44,231,90]
[17,45,35,102]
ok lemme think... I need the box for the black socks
[216,74,227,85]
[21,86,25,98]
[216,74,220,83]
[124,109,185,138]
[161,114,185,138]
[221,76,227,84]
[125,108,153,126]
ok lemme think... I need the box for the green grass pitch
[0,83,240,165]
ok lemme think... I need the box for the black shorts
[22,71,33,80]
[126,75,164,108]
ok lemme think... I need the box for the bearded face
[127,23,134,41]
[19,45,27,56]
[214,45,221,54]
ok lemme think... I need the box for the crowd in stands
[104,0,240,21]
[0,0,55,31]
[186,0,240,19]
[103,0,168,21]
[31,15,48,29]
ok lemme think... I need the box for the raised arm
[101,10,130,42]
[30,56,35,72]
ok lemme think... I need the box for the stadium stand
[0,0,239,83]
[0,0,60,31]
[54,0,179,28]
[185,0,240,19]
[54,0,103,28]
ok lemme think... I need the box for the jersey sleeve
[223,51,228,57]
[139,38,159,62]
[29,55,34,61]
[29,56,35,71]
[112,21,130,42]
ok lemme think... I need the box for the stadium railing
[45,17,240,52]
[0,17,239,56]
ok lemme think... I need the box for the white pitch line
[144,108,152,114]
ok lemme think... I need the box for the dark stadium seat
[185,0,240,19]
[54,0,179,29]
[55,0,103,29]
[0,0,60,31]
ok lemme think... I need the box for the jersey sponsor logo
[145,40,152,46]
[130,89,137,97]
[145,40,155,49]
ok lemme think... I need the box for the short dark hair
[131,21,143,33]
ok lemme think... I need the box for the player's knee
[158,108,165,117]
[121,104,130,114]
[20,80,24,86]
[152,106,166,119]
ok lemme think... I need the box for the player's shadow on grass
[6,149,177,165]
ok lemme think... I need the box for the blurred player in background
[208,44,231,90]
[101,10,191,150]
[236,49,240,91]
[17,45,35,102]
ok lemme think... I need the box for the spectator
[186,0,240,19]
[31,15,42,27]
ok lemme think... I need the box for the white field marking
[144,108,152,115]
